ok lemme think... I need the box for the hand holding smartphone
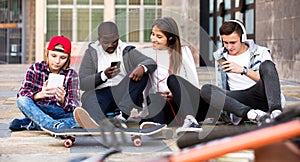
[217,57,227,65]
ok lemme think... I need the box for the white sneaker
[176,115,202,136]
[247,109,268,123]
[113,111,127,128]
[270,110,282,119]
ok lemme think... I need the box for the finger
[129,71,135,78]
[45,93,54,97]
[43,80,48,87]
[134,76,141,81]
[132,75,138,81]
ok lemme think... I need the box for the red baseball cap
[47,36,72,55]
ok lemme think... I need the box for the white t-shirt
[139,46,199,117]
[96,40,126,89]
[140,46,199,93]
[227,50,256,90]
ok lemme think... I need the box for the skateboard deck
[42,123,167,147]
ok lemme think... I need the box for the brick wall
[256,0,300,82]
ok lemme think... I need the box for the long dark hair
[152,17,182,74]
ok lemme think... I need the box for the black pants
[81,73,148,124]
[201,60,282,119]
[143,75,209,126]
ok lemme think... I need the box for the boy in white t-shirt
[201,20,284,125]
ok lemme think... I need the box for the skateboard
[42,123,167,148]
[73,106,174,139]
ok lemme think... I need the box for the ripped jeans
[17,96,77,130]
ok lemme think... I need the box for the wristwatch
[241,66,248,75]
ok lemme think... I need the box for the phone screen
[47,73,64,88]
[217,57,227,65]
[111,61,121,68]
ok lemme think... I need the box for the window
[205,0,255,65]
[46,0,104,42]
[61,9,73,40]
[115,0,162,43]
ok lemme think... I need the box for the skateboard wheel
[64,139,73,148]
[133,137,142,147]
[131,135,140,141]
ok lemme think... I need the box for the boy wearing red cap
[9,35,80,131]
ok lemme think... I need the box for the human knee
[17,96,31,107]
[260,60,275,74]
[16,96,33,112]
[201,84,213,95]
[167,74,178,86]
[140,73,149,82]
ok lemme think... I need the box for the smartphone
[110,61,121,68]
[217,56,227,65]
[47,73,65,88]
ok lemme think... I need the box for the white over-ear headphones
[228,19,247,42]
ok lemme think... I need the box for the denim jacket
[214,39,271,89]
[214,39,286,107]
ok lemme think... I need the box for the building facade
[0,0,299,82]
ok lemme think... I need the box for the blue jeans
[17,96,77,129]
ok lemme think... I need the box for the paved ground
[0,64,299,162]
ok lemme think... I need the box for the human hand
[104,66,120,78]
[129,66,145,81]
[55,86,66,104]
[160,90,173,102]
[221,61,243,74]
[40,80,56,97]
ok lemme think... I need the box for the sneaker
[247,109,268,124]
[176,115,202,136]
[113,111,127,129]
[9,117,31,131]
[26,121,41,130]
[270,110,282,119]
[140,121,161,129]
[53,122,70,130]
[73,107,99,129]
[114,111,127,123]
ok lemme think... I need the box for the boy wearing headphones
[200,20,285,125]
